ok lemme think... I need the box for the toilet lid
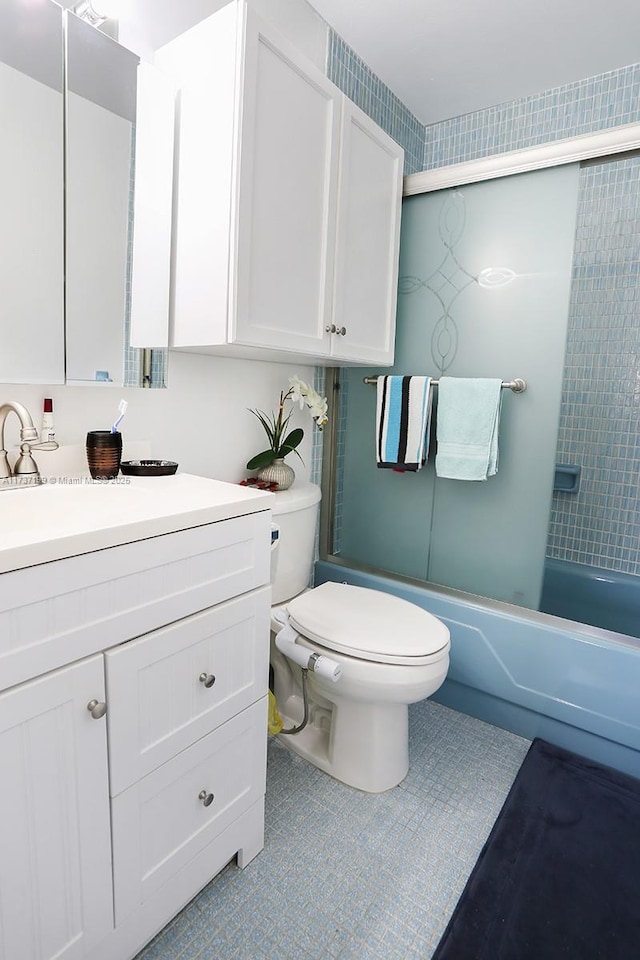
[286,582,450,665]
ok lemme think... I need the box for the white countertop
[0,473,274,574]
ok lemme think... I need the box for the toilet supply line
[277,668,310,736]
[274,620,341,736]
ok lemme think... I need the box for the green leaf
[278,446,305,466]
[278,428,303,454]
[246,449,276,470]
[249,409,276,446]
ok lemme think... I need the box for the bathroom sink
[0,473,273,573]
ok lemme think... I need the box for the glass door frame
[319,120,640,572]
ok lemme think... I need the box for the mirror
[65,11,173,388]
[0,0,65,384]
[0,0,172,389]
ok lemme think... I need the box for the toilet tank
[270,482,322,604]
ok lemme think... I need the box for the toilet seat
[286,581,450,666]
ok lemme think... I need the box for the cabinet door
[233,9,340,354]
[0,655,113,960]
[330,99,404,365]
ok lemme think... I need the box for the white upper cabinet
[156,0,403,366]
[234,12,340,354]
[331,99,403,364]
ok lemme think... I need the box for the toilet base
[277,694,409,793]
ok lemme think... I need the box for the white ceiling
[309,0,640,126]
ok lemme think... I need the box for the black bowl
[120,460,178,477]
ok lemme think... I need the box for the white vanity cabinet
[0,477,273,960]
[156,0,403,367]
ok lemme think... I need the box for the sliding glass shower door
[335,163,580,609]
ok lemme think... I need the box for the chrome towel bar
[363,376,527,393]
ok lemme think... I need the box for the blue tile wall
[331,372,348,554]
[149,348,168,389]
[547,156,640,573]
[309,368,344,556]
[326,30,424,175]
[311,367,326,487]
[423,64,640,168]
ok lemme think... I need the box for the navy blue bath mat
[432,738,640,960]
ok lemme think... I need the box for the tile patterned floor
[136,700,530,960]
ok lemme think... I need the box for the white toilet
[270,483,450,793]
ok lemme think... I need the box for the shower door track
[404,122,640,196]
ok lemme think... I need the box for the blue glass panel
[339,163,580,608]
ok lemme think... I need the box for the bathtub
[315,558,640,779]
[540,558,640,639]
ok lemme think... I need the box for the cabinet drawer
[106,587,270,795]
[0,511,271,694]
[111,696,267,924]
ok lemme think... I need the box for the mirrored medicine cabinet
[0,0,174,389]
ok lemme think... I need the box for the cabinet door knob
[335,326,347,336]
[198,790,214,807]
[87,699,107,719]
[325,324,336,334]
[199,672,216,688]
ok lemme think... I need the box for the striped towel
[376,375,433,471]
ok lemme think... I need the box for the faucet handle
[14,442,41,478]
[13,440,58,480]
[29,440,59,452]
[13,440,60,478]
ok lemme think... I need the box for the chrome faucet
[0,401,58,489]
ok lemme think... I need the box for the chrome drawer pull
[198,790,214,807]
[198,672,216,689]
[87,699,107,719]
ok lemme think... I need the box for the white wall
[117,0,328,69]
[1,0,327,484]
[1,353,316,483]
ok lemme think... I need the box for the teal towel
[435,377,503,480]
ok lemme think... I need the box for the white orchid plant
[246,376,328,471]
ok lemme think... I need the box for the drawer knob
[87,699,107,719]
[335,325,347,336]
[198,790,214,807]
[199,672,216,689]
